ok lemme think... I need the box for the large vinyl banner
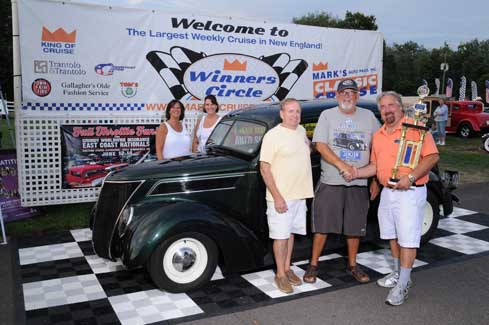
[18,0,383,116]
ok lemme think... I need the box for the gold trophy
[388,85,430,186]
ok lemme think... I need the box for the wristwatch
[407,173,416,184]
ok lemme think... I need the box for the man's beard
[384,112,396,124]
[339,101,355,112]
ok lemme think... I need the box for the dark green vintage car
[90,99,458,292]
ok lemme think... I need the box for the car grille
[92,180,142,259]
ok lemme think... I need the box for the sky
[76,0,489,49]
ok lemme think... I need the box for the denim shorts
[436,120,447,137]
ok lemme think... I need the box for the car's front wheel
[458,122,473,138]
[420,191,440,244]
[147,232,218,292]
[482,134,489,153]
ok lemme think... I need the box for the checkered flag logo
[147,47,308,101]
[146,47,206,100]
[459,76,467,101]
[259,53,308,100]
[470,80,478,101]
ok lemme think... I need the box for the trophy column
[388,85,430,187]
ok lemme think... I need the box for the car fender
[122,200,263,273]
[427,171,444,200]
[459,118,479,131]
[427,170,455,216]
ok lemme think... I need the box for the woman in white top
[155,100,192,160]
[192,95,221,153]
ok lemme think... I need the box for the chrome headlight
[442,170,459,189]
[485,120,489,126]
[117,206,134,237]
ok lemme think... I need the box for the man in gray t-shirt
[303,79,380,284]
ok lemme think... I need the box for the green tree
[293,10,377,30]
[0,0,13,99]
[338,11,378,30]
[451,39,489,99]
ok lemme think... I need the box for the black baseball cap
[337,79,358,92]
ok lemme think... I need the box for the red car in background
[422,97,489,138]
[65,163,128,188]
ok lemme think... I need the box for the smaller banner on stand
[61,124,158,189]
[0,150,39,222]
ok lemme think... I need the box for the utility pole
[440,51,449,95]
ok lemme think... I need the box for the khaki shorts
[312,183,369,236]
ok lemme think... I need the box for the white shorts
[378,186,427,248]
[266,199,307,239]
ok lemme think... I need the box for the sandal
[346,265,370,283]
[303,264,318,283]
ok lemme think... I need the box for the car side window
[221,120,267,154]
[301,122,316,140]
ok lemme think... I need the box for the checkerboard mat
[84,255,126,274]
[429,234,489,255]
[242,265,331,298]
[438,217,488,234]
[293,253,343,266]
[108,289,203,325]
[19,242,83,265]
[446,207,478,218]
[16,207,489,324]
[356,249,428,274]
[23,274,106,311]
[70,228,92,242]
[210,266,224,281]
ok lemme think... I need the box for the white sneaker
[386,283,409,306]
[377,271,399,288]
[377,271,412,288]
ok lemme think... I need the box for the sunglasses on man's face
[339,90,358,97]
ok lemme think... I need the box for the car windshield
[85,169,106,177]
[207,119,267,156]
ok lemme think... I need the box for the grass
[0,116,16,149]
[2,118,488,237]
[6,203,92,238]
[437,135,489,184]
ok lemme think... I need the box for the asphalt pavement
[1,182,488,325]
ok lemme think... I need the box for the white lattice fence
[16,114,202,207]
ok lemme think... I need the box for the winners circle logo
[31,78,52,97]
[183,54,278,102]
[146,47,308,103]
